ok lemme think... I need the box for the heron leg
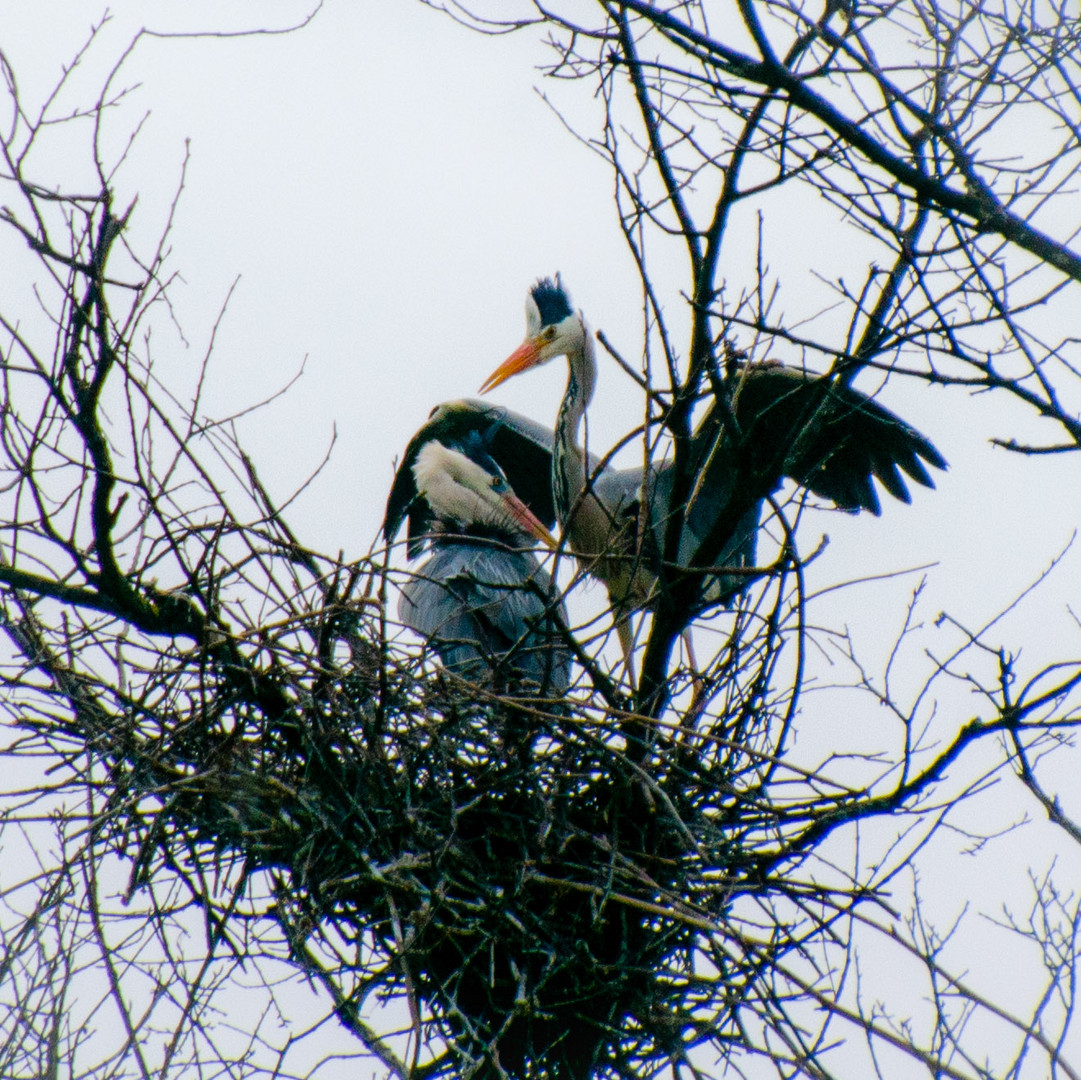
[682,628,707,726]
[616,614,636,690]
[681,627,699,673]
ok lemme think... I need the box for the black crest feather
[531,275,573,327]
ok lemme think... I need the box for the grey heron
[479,276,947,675]
[383,405,572,694]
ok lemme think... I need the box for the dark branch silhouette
[1,5,1080,1079]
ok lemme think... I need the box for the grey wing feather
[398,540,571,692]
[458,398,555,454]
[730,367,946,514]
[640,365,946,603]
[592,466,643,521]
[650,460,760,605]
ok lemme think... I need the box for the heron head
[479,275,586,393]
[413,439,557,550]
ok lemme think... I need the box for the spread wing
[693,365,946,516]
[642,364,944,600]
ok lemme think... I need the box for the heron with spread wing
[479,276,947,677]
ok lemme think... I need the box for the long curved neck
[552,324,596,526]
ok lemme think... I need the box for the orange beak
[479,337,546,395]
[500,490,559,551]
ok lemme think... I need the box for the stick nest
[78,597,766,1080]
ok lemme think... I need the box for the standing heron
[479,276,947,675]
[383,404,572,694]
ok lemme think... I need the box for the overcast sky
[4,2,1074,603]
[3,1,1081,1067]
[4,2,644,545]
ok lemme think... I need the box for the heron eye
[543,326,556,342]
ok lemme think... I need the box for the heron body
[480,276,947,672]
[383,412,571,694]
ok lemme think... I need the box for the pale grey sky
[5,1,1073,618]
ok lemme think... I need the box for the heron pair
[382,277,945,695]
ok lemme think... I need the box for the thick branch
[615,0,1081,283]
